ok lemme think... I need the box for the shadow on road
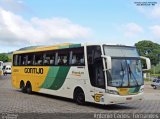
[18,91,135,110]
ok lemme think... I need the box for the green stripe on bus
[41,66,70,90]
[40,67,59,89]
[69,44,81,48]
[49,66,70,90]
[129,86,140,93]
[59,46,70,49]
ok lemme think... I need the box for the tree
[0,53,9,62]
[135,40,160,66]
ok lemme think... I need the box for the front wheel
[74,90,85,105]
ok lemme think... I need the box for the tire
[74,89,85,105]
[26,82,32,94]
[153,85,157,89]
[20,81,26,93]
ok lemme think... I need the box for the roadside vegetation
[0,53,10,62]
[135,40,160,79]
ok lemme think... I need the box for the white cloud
[0,0,25,12]
[136,5,160,19]
[150,25,160,38]
[122,22,143,37]
[0,8,92,46]
[150,6,160,19]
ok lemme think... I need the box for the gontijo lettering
[24,68,43,74]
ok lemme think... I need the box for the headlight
[106,89,119,95]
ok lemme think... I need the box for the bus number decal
[24,68,43,74]
[92,93,104,102]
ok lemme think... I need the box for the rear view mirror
[101,55,112,70]
[140,56,151,72]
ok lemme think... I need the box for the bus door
[87,46,105,104]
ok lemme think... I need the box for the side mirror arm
[101,55,112,70]
[140,56,151,71]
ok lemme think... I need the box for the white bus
[12,43,151,105]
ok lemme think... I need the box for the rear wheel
[74,89,85,105]
[20,81,26,93]
[26,82,32,94]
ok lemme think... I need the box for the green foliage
[0,53,9,62]
[151,74,160,77]
[7,54,13,62]
[143,69,151,73]
[144,78,150,82]
[135,40,160,66]
[150,64,160,74]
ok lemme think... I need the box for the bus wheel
[26,82,32,94]
[74,88,85,105]
[20,81,26,93]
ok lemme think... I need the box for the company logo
[71,71,84,77]
[24,68,43,74]
[92,93,104,102]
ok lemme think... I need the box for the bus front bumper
[104,92,144,105]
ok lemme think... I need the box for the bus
[0,61,4,75]
[12,43,151,105]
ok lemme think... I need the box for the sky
[0,0,160,53]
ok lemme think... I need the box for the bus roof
[13,43,82,54]
[13,43,136,54]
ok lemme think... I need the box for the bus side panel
[12,65,96,103]
[12,66,49,91]
[39,66,95,103]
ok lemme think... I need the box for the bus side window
[18,54,26,66]
[34,53,43,66]
[27,54,34,65]
[44,52,55,66]
[57,50,69,66]
[13,55,18,66]
[21,55,27,66]
[69,47,85,66]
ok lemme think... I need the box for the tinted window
[87,45,105,89]
[156,80,160,83]
[56,50,69,66]
[27,54,34,65]
[69,47,85,66]
[20,54,27,66]
[44,52,55,65]
[34,53,43,66]
[153,79,157,82]
[13,47,85,66]
[13,55,18,66]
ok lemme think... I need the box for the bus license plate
[126,97,132,100]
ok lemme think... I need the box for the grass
[150,74,160,77]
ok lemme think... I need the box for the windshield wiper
[120,63,125,86]
[128,64,139,86]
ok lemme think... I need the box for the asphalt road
[0,75,160,118]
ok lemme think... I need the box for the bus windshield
[107,58,143,87]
